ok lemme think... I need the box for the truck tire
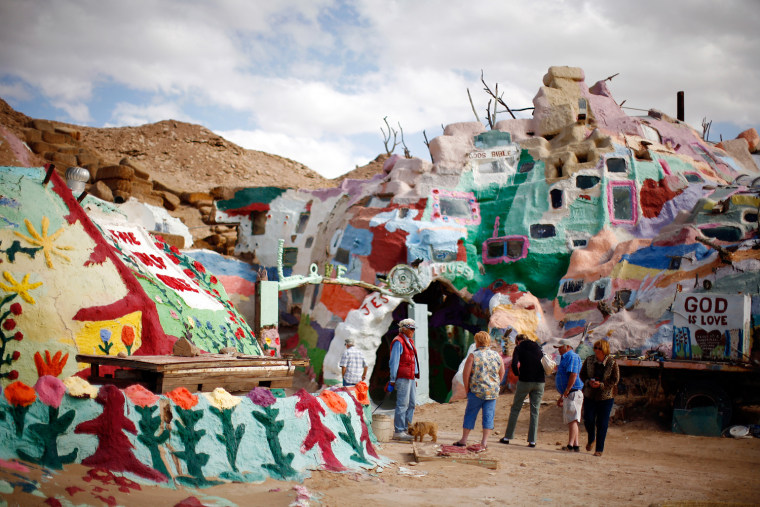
[674,382,732,428]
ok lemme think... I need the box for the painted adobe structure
[215,66,760,402]
[0,165,262,387]
[0,166,383,486]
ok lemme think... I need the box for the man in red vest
[388,318,420,441]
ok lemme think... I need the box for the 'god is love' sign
[672,293,750,361]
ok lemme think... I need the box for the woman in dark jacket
[580,339,620,457]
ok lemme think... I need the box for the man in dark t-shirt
[499,334,546,447]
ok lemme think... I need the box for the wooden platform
[412,441,498,469]
[76,354,309,394]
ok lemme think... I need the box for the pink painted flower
[193,261,206,274]
[34,375,66,408]
[209,275,218,284]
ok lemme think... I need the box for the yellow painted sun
[0,272,43,304]
[14,217,74,269]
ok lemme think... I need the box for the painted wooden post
[411,303,431,405]
[256,280,280,347]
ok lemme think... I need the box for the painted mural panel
[672,293,751,360]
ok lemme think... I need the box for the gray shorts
[562,390,584,424]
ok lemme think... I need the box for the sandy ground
[2,389,760,506]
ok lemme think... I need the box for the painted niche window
[431,247,458,263]
[607,181,638,225]
[743,210,758,224]
[668,256,682,270]
[699,226,742,242]
[615,289,632,307]
[282,247,298,267]
[482,236,528,264]
[641,124,661,144]
[566,232,590,250]
[295,211,310,234]
[606,157,627,173]
[561,279,584,294]
[431,189,481,225]
[550,189,563,209]
[590,279,609,301]
[530,224,556,238]
[576,175,600,189]
[367,195,392,208]
[482,216,528,264]
[477,158,509,174]
[304,236,314,248]
[518,161,535,174]
[250,210,267,235]
[683,172,704,183]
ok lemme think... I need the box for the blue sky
[1,0,758,178]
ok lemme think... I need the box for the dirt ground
[3,389,759,507]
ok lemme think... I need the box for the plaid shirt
[339,346,367,384]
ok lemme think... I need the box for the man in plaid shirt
[340,337,368,387]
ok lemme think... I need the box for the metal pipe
[677,91,684,121]
[42,163,56,186]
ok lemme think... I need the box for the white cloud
[1,0,758,177]
[217,128,368,179]
[107,101,196,127]
[0,81,31,102]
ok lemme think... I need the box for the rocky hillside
[0,97,389,252]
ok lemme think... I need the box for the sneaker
[393,432,413,441]
[528,442,536,448]
[499,437,510,444]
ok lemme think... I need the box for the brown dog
[407,421,438,442]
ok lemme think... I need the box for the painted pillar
[411,303,432,405]
[256,281,280,348]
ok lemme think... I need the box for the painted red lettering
[370,296,382,309]
[109,230,141,246]
[684,296,697,312]
[156,273,198,292]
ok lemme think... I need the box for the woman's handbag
[541,353,556,375]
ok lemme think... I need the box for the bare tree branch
[423,130,433,162]
[380,116,400,155]
[604,72,619,82]
[481,70,516,120]
[467,88,480,123]
[398,122,411,158]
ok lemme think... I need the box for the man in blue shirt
[554,338,584,452]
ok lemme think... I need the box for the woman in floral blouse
[453,331,505,450]
[580,339,620,457]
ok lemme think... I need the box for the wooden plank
[76,354,309,372]
[412,442,499,470]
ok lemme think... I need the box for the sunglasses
[593,346,603,350]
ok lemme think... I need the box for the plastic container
[371,414,393,442]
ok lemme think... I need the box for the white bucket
[371,414,393,442]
